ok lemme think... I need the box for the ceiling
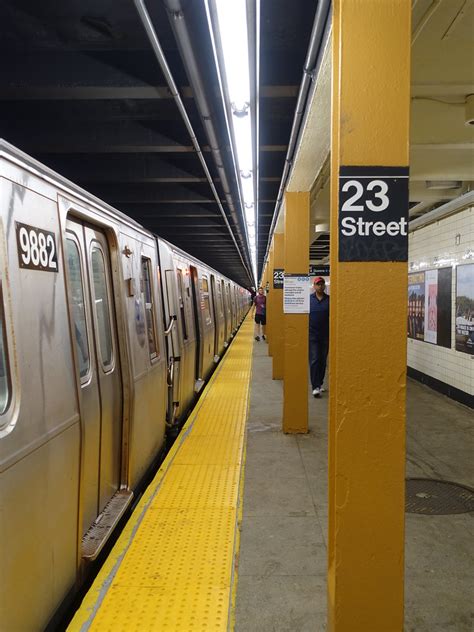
[1,1,471,285]
[286,0,474,264]
[0,0,320,287]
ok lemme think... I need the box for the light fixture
[205,0,257,282]
[426,181,462,190]
[232,102,250,118]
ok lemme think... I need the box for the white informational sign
[424,268,438,344]
[283,274,310,313]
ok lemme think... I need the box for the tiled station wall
[407,206,473,400]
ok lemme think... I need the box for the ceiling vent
[426,181,462,190]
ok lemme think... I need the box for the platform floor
[68,316,254,631]
[235,339,474,632]
[69,316,473,631]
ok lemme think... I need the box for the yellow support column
[272,232,284,380]
[282,191,309,434]
[328,2,411,631]
[267,240,275,355]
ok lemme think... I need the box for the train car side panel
[0,176,81,631]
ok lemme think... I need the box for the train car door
[210,275,219,359]
[222,280,231,342]
[189,265,203,388]
[164,268,181,410]
[66,219,123,536]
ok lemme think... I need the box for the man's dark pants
[309,335,329,389]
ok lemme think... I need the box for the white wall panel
[408,206,474,397]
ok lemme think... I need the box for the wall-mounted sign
[273,268,284,289]
[16,221,59,272]
[456,263,474,355]
[283,274,310,314]
[309,265,329,277]
[408,267,452,348]
[338,166,409,262]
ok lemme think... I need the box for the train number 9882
[15,221,58,272]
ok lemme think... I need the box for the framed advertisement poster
[424,269,438,344]
[455,263,474,354]
[408,272,425,340]
[408,267,452,348]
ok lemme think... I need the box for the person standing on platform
[254,286,266,341]
[309,277,329,397]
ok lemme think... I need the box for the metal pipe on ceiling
[409,190,474,231]
[262,0,331,274]
[162,0,253,276]
[133,0,254,285]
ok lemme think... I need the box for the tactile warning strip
[68,316,254,632]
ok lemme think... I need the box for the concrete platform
[235,340,474,631]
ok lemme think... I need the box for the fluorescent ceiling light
[209,0,257,282]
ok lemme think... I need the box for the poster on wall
[408,268,452,347]
[283,274,310,313]
[408,272,425,340]
[424,269,438,344]
[436,267,452,349]
[455,263,474,354]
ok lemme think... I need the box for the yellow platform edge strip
[68,314,254,631]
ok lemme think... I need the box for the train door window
[217,283,224,318]
[201,275,212,325]
[0,285,11,416]
[141,257,158,359]
[177,268,188,340]
[66,238,90,380]
[91,246,114,369]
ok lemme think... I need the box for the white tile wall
[408,206,474,396]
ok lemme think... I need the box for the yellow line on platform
[68,315,254,631]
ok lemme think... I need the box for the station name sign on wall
[273,268,284,289]
[338,166,409,262]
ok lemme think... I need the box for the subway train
[0,140,249,631]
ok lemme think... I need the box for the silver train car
[0,140,249,631]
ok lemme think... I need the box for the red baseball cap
[313,276,325,284]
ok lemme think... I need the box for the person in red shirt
[254,287,266,341]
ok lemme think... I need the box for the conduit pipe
[163,0,252,271]
[263,0,331,271]
[133,0,254,284]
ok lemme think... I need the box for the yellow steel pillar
[282,191,309,433]
[328,2,411,631]
[272,232,284,380]
[267,240,275,355]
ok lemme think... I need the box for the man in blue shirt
[309,277,329,397]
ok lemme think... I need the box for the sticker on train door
[15,221,59,272]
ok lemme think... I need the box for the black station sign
[273,268,284,289]
[309,265,329,277]
[338,166,409,262]
[15,221,59,272]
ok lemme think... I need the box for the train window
[141,258,158,359]
[91,247,113,368]
[202,295,212,325]
[201,275,212,325]
[177,269,188,340]
[66,239,90,379]
[0,285,11,415]
[217,284,224,318]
